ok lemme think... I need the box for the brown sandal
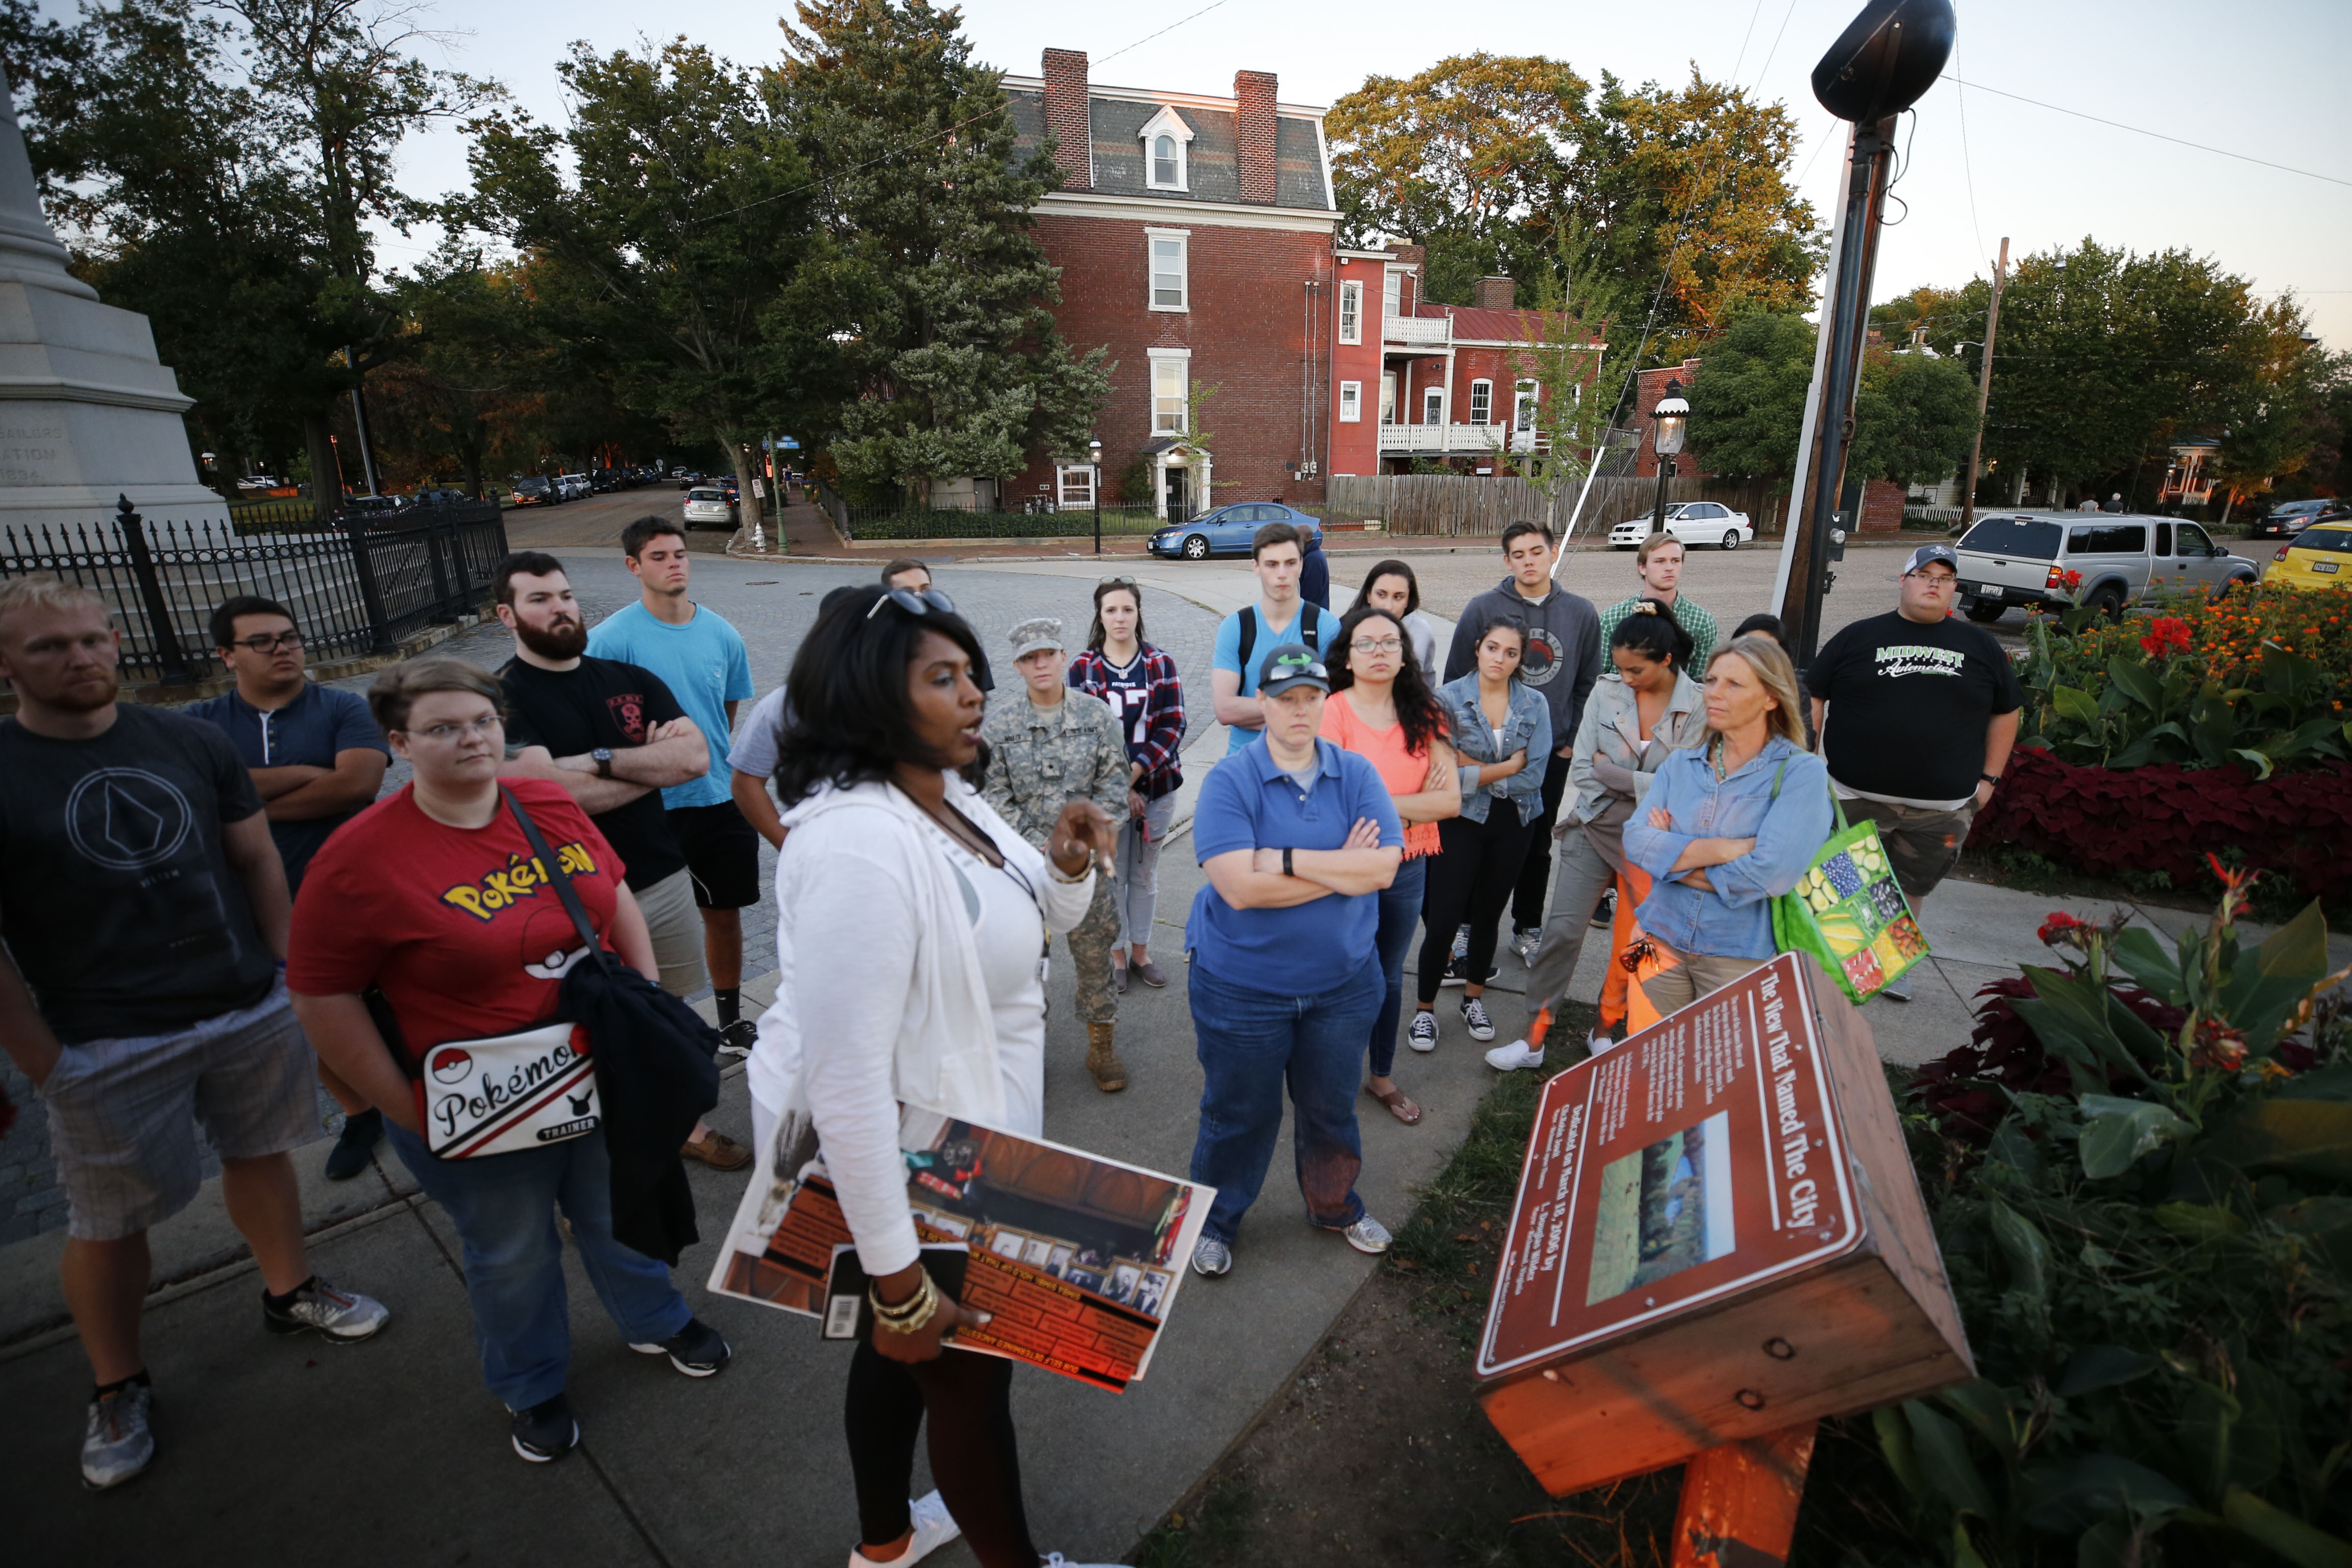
[1365,1083,1422,1125]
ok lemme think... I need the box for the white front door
[1380,372,1398,425]
[1423,389,1444,426]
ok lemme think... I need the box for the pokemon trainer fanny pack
[416,1021,598,1159]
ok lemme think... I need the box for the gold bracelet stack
[1049,846,1096,884]
[869,1269,940,1336]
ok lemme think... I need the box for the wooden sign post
[1476,953,1972,1565]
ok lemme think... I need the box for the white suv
[1607,501,1754,551]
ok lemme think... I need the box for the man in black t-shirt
[1805,544,2022,1000]
[491,553,750,1170]
[0,575,391,1491]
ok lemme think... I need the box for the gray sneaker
[1191,1235,1233,1277]
[1333,1215,1393,1255]
[82,1382,154,1490]
[263,1277,391,1342]
[1881,972,1914,1003]
[1510,926,1541,966]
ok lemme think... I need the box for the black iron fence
[0,497,511,684]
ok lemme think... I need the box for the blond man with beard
[0,575,390,1491]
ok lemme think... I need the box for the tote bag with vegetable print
[1766,765,1929,1003]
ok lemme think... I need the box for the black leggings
[846,1340,1037,1566]
[1418,811,1537,1004]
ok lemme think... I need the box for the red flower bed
[1970,746,2352,901]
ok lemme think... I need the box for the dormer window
[1138,106,1194,192]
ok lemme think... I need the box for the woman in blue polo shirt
[1184,646,1404,1281]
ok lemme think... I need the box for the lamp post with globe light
[1648,380,1688,539]
[1090,437,1104,555]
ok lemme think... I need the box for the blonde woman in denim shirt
[1409,616,1551,1052]
[1624,634,1831,1014]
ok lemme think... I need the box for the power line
[1942,76,2352,189]
[1094,1,1230,69]
[1949,45,1987,266]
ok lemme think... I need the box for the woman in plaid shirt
[1066,579,1187,991]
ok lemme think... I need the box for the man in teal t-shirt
[1210,520,1341,755]
[584,519,764,1114]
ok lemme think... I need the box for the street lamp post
[1649,379,1688,536]
[1089,437,1103,556]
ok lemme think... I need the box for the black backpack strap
[502,788,612,975]
[1236,605,1257,686]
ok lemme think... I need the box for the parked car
[1606,500,1755,552]
[511,476,556,506]
[338,494,404,518]
[1147,502,1324,561]
[2251,499,2338,540]
[1952,512,2259,622]
[682,487,737,531]
[555,472,591,501]
[409,487,472,507]
[2262,519,2352,592]
[675,470,705,489]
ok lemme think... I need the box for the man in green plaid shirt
[1596,533,1718,668]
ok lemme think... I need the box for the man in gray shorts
[0,576,391,1491]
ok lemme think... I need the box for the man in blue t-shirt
[586,519,762,1090]
[1184,645,1403,1280]
[1210,521,1341,755]
[186,595,390,1180]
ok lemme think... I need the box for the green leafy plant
[1880,872,2352,1565]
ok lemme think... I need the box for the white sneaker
[1407,1012,1439,1052]
[1040,1556,1125,1568]
[1332,1214,1392,1254]
[1588,1029,1618,1055]
[849,1490,960,1567]
[1484,1039,1545,1072]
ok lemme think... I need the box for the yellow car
[2264,520,2352,590]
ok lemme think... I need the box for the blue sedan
[1147,502,1324,560]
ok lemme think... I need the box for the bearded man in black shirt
[492,552,750,1170]
[1804,544,2022,1001]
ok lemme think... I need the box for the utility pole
[1957,237,2007,532]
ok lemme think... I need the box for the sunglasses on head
[865,585,959,622]
[1098,574,1138,587]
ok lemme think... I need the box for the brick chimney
[1235,70,1278,204]
[1043,48,1091,189]
[1474,276,1517,311]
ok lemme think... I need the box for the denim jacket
[1565,670,1708,827]
[1438,673,1553,826]
[1625,734,1833,961]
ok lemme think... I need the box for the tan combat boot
[1085,1021,1128,1093]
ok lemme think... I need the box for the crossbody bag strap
[501,788,611,974]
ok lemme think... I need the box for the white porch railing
[1377,424,1547,455]
[1382,313,1450,345]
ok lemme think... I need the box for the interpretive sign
[1476,953,1973,1498]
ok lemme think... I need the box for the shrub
[1872,875,2352,1565]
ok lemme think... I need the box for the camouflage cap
[1008,616,1065,659]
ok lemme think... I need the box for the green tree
[771,0,1106,502]
[1328,57,1819,351]
[1849,348,1980,488]
[461,38,817,533]
[1682,310,1815,493]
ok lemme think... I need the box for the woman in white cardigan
[747,583,1119,1568]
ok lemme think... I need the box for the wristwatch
[1979,772,1999,786]
[592,747,615,779]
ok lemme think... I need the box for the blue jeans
[1368,854,1428,1079]
[387,1121,692,1410]
[1187,954,1382,1244]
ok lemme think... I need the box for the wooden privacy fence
[1328,474,1788,540]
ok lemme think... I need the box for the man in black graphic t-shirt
[491,553,750,1171]
[0,575,390,1492]
[1806,545,2022,1000]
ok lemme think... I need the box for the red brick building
[1000,52,1594,519]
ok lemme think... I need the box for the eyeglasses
[405,714,503,743]
[866,585,959,622]
[1350,637,1403,654]
[231,631,304,653]
[1097,575,1138,587]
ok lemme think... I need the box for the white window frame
[1468,379,1492,424]
[1057,464,1096,507]
[1338,280,1362,345]
[1514,380,1539,431]
[1137,106,1195,193]
[1146,227,1189,313]
[1338,380,1361,423]
[1148,347,1191,434]
[1383,266,1403,317]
